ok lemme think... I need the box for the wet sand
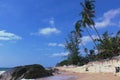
[36,71,120,80]
[37,75,76,80]
[36,72,77,80]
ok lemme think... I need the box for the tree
[65,32,80,65]
[75,22,88,55]
[75,0,102,50]
[116,30,120,44]
[76,20,98,50]
[80,0,102,41]
[95,31,120,59]
[88,49,96,61]
[84,48,88,55]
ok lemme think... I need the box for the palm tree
[80,0,101,40]
[74,0,98,49]
[75,21,91,55]
[76,20,98,50]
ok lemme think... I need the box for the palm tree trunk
[86,13,102,42]
[93,25,102,41]
[86,27,98,50]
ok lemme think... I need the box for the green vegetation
[56,60,70,66]
[58,0,120,66]
[65,32,80,65]
[76,0,98,49]
[95,31,120,59]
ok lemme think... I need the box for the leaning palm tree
[75,21,91,55]
[75,20,98,49]
[80,0,102,44]
[74,0,103,50]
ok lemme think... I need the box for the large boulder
[0,64,53,80]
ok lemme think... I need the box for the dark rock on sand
[0,64,53,80]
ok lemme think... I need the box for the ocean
[0,68,11,71]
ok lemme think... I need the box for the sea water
[0,68,11,71]
[0,68,11,75]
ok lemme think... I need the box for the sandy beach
[37,71,120,80]
[1,68,120,80]
[73,72,120,80]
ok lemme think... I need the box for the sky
[0,0,120,67]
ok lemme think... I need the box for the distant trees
[96,31,120,59]
[56,60,70,66]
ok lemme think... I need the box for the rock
[0,64,53,80]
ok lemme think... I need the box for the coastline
[0,71,5,75]
[53,67,120,80]
[36,69,120,80]
[1,69,120,80]
[36,71,77,80]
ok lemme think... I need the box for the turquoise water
[0,68,11,71]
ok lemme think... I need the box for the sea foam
[0,71,5,75]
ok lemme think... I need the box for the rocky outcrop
[0,64,53,80]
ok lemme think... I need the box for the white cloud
[48,43,64,47]
[51,52,69,57]
[0,30,22,41]
[58,44,64,47]
[39,27,60,35]
[96,8,120,28]
[81,35,98,45]
[48,43,57,46]
[31,18,61,36]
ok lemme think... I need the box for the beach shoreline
[51,66,120,80]
[36,69,120,80]
[1,68,120,80]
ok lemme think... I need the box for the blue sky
[0,0,120,67]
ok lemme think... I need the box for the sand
[50,65,120,80]
[36,72,77,80]
[1,69,120,80]
[36,70,120,80]
[75,73,120,80]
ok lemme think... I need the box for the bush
[56,60,70,66]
